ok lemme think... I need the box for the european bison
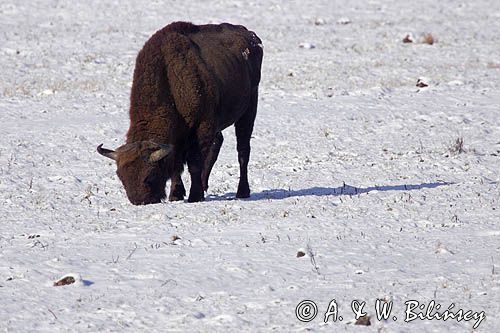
[97,22,263,205]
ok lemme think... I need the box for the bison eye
[143,174,156,187]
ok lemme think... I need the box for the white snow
[1,0,499,332]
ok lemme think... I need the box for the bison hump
[160,32,217,126]
[159,21,200,35]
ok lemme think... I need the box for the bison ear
[149,144,173,163]
[97,144,118,161]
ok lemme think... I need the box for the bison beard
[97,22,263,205]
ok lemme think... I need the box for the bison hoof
[169,195,184,202]
[187,193,205,203]
[169,185,186,202]
[236,189,250,199]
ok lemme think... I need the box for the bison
[97,22,263,205]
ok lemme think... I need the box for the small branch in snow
[126,243,138,260]
[307,244,320,275]
[7,154,15,171]
[48,309,58,320]
[31,240,48,250]
[161,279,177,287]
[449,137,466,155]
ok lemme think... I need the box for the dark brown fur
[97,22,263,205]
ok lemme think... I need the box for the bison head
[97,141,173,205]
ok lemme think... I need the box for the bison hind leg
[202,132,224,191]
[235,91,258,199]
[186,143,206,203]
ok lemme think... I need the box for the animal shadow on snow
[207,182,452,201]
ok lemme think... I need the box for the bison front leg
[234,91,258,198]
[202,132,224,191]
[186,143,208,203]
[169,173,186,201]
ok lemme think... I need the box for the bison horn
[149,144,173,163]
[97,144,118,161]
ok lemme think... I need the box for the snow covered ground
[1,0,499,331]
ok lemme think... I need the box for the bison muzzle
[97,22,263,205]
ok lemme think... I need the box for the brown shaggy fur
[97,22,263,205]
